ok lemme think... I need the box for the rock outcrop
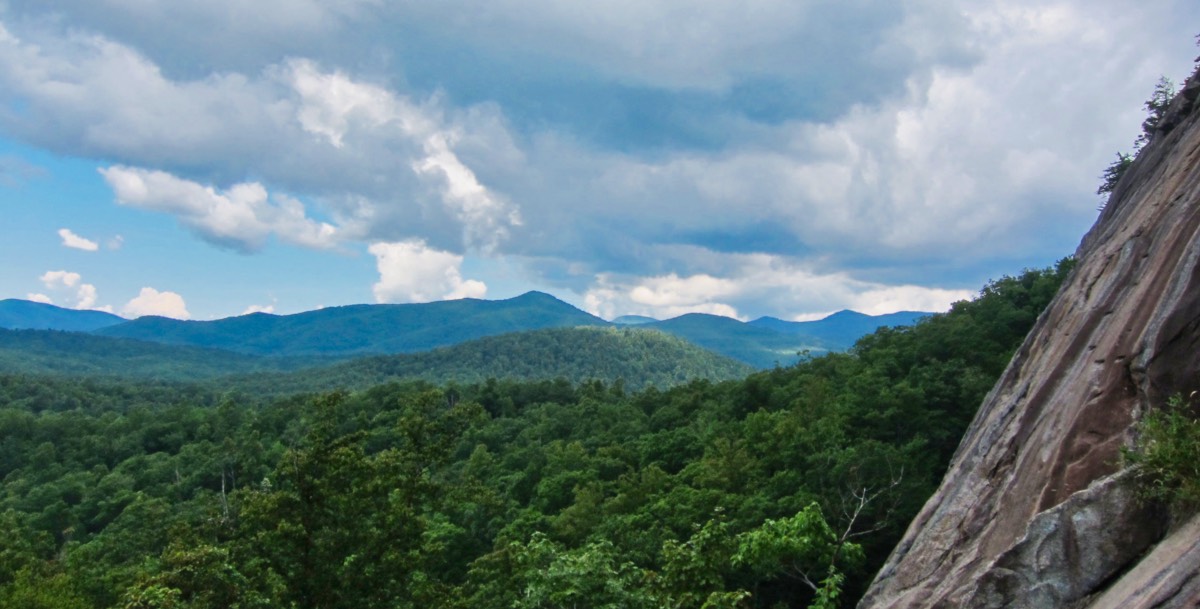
[858,68,1200,609]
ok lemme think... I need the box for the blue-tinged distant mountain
[645,313,829,369]
[96,291,608,357]
[749,310,930,351]
[611,315,658,325]
[0,299,126,332]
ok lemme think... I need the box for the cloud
[0,23,521,254]
[287,60,522,251]
[0,2,1196,321]
[107,235,124,250]
[100,166,339,253]
[369,240,487,304]
[25,293,52,304]
[122,287,191,319]
[37,270,106,311]
[241,303,276,315]
[74,283,99,309]
[582,254,975,321]
[490,0,1199,290]
[58,228,100,251]
[40,270,82,289]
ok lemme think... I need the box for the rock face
[858,69,1200,609]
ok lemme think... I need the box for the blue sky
[0,1,1196,321]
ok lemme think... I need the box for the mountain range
[0,293,933,371]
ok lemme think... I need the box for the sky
[0,1,1196,322]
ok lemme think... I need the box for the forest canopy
[0,259,1075,609]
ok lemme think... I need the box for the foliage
[0,261,1073,608]
[229,327,755,394]
[1098,76,1177,200]
[0,326,753,393]
[1096,152,1133,196]
[1124,394,1200,510]
[1138,76,1176,146]
[0,329,319,382]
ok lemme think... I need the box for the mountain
[224,326,756,393]
[0,328,321,381]
[860,67,1200,609]
[611,315,658,325]
[749,310,930,351]
[0,299,126,332]
[96,291,608,357]
[645,313,829,368]
[78,289,925,369]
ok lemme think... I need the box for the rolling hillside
[223,326,756,393]
[0,328,321,381]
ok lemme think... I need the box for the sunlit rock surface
[858,69,1200,609]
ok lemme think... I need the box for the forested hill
[225,326,756,394]
[0,329,323,381]
[96,291,608,356]
[0,259,1074,609]
[0,326,753,391]
[0,299,125,332]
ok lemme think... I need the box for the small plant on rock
[1123,393,1200,510]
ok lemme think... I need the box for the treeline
[0,259,1074,608]
[0,326,753,392]
[227,327,756,395]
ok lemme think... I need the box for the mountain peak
[0,298,127,332]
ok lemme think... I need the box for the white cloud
[241,303,276,315]
[583,254,975,321]
[100,166,339,253]
[40,270,82,289]
[0,23,522,254]
[287,60,521,251]
[851,285,975,316]
[122,287,191,319]
[107,235,124,250]
[37,269,107,311]
[75,283,99,309]
[369,240,488,304]
[25,293,53,304]
[58,228,99,251]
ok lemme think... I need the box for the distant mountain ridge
[642,313,826,368]
[749,310,929,351]
[96,291,608,357]
[0,299,126,332]
[0,293,935,368]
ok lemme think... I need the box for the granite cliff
[858,69,1200,608]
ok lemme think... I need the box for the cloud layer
[0,1,1197,319]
